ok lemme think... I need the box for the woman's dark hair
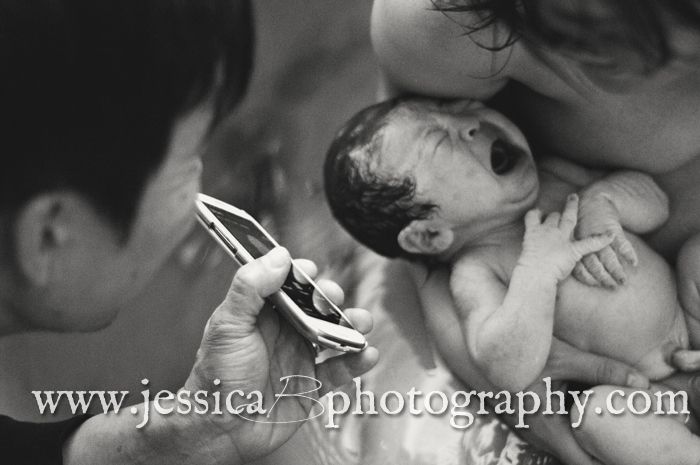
[431,0,700,72]
[0,0,253,234]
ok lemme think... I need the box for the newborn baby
[324,97,700,465]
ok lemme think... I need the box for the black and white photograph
[1,1,700,464]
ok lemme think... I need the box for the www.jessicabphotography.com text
[31,376,688,430]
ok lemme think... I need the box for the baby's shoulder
[451,247,509,282]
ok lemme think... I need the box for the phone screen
[207,204,342,324]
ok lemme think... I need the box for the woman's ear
[13,194,73,287]
[397,219,454,255]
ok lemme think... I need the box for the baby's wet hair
[324,97,438,259]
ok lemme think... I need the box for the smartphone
[195,193,367,353]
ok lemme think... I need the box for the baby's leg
[678,234,700,349]
[572,385,700,465]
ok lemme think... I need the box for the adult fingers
[672,350,700,372]
[578,352,648,388]
[210,247,291,332]
[314,278,345,307]
[315,347,379,396]
[340,308,373,334]
[547,338,648,388]
[292,259,318,282]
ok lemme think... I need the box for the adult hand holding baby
[499,337,651,465]
[471,194,646,464]
[497,333,651,465]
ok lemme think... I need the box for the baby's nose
[458,119,480,141]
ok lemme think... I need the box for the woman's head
[0,0,254,333]
[432,0,700,82]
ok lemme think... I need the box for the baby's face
[377,100,539,228]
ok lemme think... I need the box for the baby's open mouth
[490,139,526,175]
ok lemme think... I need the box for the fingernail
[265,247,290,269]
[626,373,649,389]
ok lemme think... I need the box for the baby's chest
[498,234,680,356]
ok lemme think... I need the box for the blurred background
[0,0,377,419]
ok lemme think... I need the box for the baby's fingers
[598,246,627,285]
[573,233,614,257]
[560,193,579,233]
[572,262,602,287]
[581,253,617,289]
[544,212,561,227]
[613,234,638,267]
[525,209,542,229]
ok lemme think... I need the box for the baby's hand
[573,192,638,289]
[520,194,614,282]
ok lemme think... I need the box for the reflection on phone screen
[208,205,341,324]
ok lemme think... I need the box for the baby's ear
[397,219,454,256]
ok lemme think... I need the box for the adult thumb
[209,247,291,333]
[579,352,648,389]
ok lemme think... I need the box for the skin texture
[367,102,696,462]
[371,0,700,257]
[371,1,700,462]
[62,248,378,465]
[374,102,685,385]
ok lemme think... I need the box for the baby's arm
[451,195,612,391]
[574,171,669,287]
[450,257,556,392]
[579,171,669,233]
